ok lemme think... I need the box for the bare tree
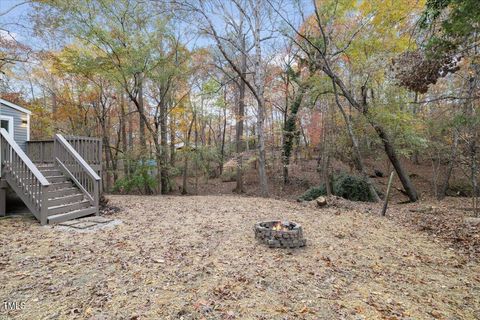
[178,0,275,196]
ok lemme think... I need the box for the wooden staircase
[37,163,97,224]
[0,129,101,225]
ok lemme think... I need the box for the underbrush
[113,164,157,194]
[298,172,378,202]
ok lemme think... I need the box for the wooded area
[1,1,480,318]
[0,0,478,210]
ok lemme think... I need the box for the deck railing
[63,136,102,169]
[54,134,100,214]
[0,128,50,224]
[27,136,101,169]
[26,140,54,163]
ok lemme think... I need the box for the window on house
[1,119,9,132]
[0,117,13,137]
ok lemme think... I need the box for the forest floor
[1,195,479,319]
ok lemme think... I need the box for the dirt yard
[1,195,479,319]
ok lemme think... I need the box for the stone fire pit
[254,220,307,248]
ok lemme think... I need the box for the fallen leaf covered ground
[1,195,479,319]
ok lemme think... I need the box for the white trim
[0,98,32,115]
[0,115,14,138]
[27,114,30,141]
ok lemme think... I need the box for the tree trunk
[282,83,306,184]
[170,114,176,167]
[412,92,420,164]
[120,92,129,179]
[372,122,418,201]
[182,114,195,195]
[467,67,479,215]
[234,34,247,193]
[102,134,112,192]
[136,73,153,194]
[194,108,199,195]
[137,73,147,153]
[438,129,458,200]
[320,102,332,195]
[181,154,189,195]
[159,100,170,194]
[253,2,268,197]
[128,102,133,151]
[257,104,268,196]
[471,139,479,215]
[51,92,58,131]
[219,88,227,175]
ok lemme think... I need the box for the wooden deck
[0,129,102,224]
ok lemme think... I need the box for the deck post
[99,139,103,194]
[0,181,6,217]
[40,185,49,225]
[94,181,99,216]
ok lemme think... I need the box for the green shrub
[297,185,327,201]
[298,172,377,202]
[447,182,478,197]
[220,170,236,182]
[332,172,375,202]
[113,163,157,194]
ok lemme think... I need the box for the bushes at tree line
[220,170,237,182]
[113,163,156,194]
[332,173,377,202]
[298,172,379,202]
[297,185,327,201]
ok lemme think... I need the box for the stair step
[49,181,73,190]
[40,169,62,177]
[48,200,91,215]
[47,176,69,183]
[48,193,85,206]
[35,163,56,168]
[46,187,80,197]
[47,207,97,224]
[24,176,68,183]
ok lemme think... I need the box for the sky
[0,0,54,54]
[1,1,33,39]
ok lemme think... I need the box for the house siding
[1,103,29,151]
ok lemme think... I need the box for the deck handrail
[63,136,102,166]
[54,134,100,213]
[0,128,50,223]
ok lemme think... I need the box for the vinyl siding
[0,103,29,151]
